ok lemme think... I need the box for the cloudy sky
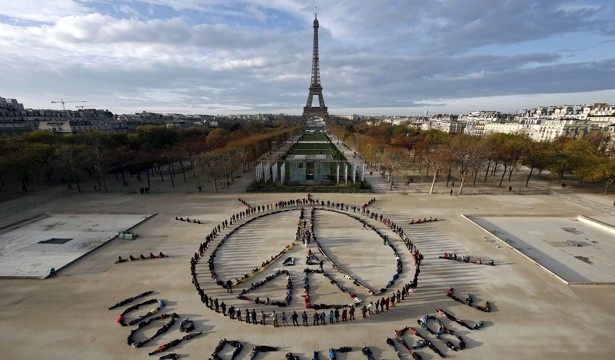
[1,0,615,116]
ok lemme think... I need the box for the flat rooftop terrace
[0,213,152,278]
[467,215,615,284]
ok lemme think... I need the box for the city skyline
[1,0,615,116]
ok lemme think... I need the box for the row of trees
[0,122,301,194]
[329,124,615,194]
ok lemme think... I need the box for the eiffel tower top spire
[310,12,320,88]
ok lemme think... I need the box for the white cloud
[0,0,88,23]
[0,0,614,115]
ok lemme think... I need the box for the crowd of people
[328,346,352,360]
[247,345,279,360]
[362,197,376,208]
[446,288,491,312]
[416,314,466,352]
[126,299,166,326]
[210,339,244,360]
[437,307,485,330]
[439,252,495,266]
[308,208,377,297]
[408,217,438,225]
[236,269,293,307]
[115,298,160,326]
[108,291,153,310]
[115,252,167,264]
[147,330,203,356]
[301,267,361,310]
[186,194,426,329]
[127,312,179,348]
[175,216,203,224]
[107,290,203,358]
[107,180,498,357]
[296,207,314,245]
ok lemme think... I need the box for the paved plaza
[468,215,615,284]
[0,213,152,278]
[1,186,615,360]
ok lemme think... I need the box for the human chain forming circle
[189,195,424,326]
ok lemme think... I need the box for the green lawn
[292,142,336,150]
[288,149,336,155]
[298,132,330,142]
[287,141,342,159]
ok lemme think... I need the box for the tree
[493,133,525,187]
[206,128,230,150]
[547,138,597,185]
[82,133,110,192]
[108,144,134,187]
[382,148,407,190]
[219,149,240,188]
[235,146,249,172]
[585,156,615,194]
[449,134,480,194]
[194,152,225,193]
[423,147,448,194]
[56,143,88,192]
[563,138,599,186]
[135,125,179,149]
[415,129,450,175]
[521,140,550,187]
[479,134,501,183]
[0,138,45,192]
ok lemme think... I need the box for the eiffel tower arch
[301,13,330,124]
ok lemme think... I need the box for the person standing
[260,310,266,325]
[302,311,309,326]
[272,311,278,327]
[251,309,257,325]
[228,305,235,319]
[313,311,319,326]
[291,311,299,326]
[282,312,289,326]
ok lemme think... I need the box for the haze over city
[1,0,615,115]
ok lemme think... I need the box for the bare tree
[423,147,448,194]
[450,134,480,194]
[382,148,408,190]
[194,152,225,193]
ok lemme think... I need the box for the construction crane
[51,99,86,110]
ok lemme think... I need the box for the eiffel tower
[301,12,330,124]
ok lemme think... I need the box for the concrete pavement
[1,189,615,360]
